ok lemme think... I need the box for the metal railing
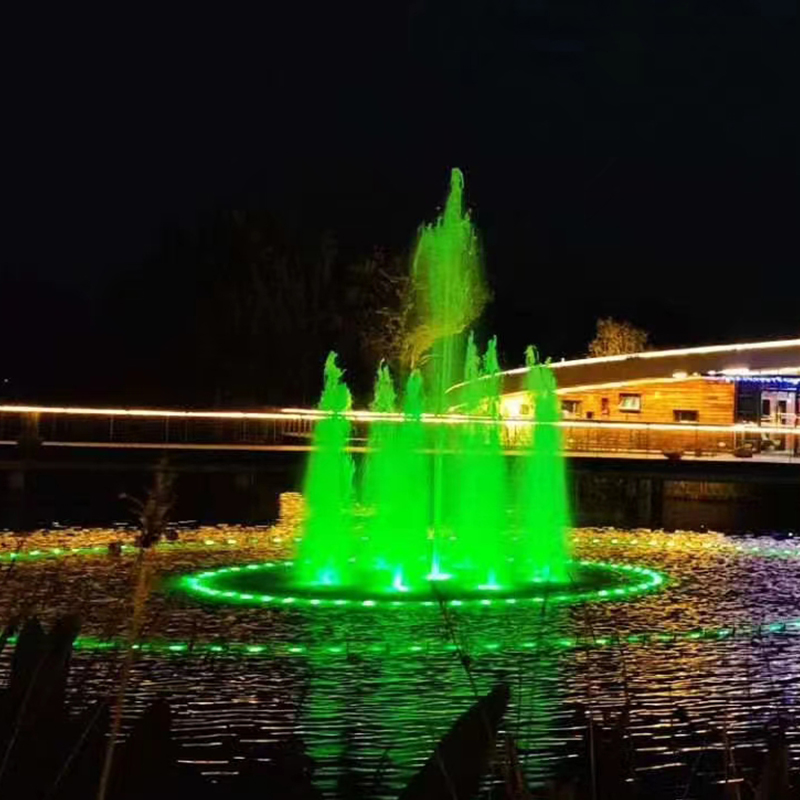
[557,424,799,461]
[0,405,797,462]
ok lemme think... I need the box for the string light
[0,403,796,436]
[5,533,800,660]
[0,618,792,660]
[475,337,800,382]
[176,559,667,609]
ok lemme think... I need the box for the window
[762,398,771,417]
[619,393,641,412]
[601,397,610,416]
[520,403,532,416]
[586,411,594,420]
[561,399,582,417]
[673,409,699,423]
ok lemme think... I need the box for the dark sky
[2,2,797,402]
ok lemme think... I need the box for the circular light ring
[7,536,800,660]
[175,559,667,610]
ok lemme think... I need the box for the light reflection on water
[2,528,800,797]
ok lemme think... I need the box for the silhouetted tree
[113,211,415,407]
[350,248,413,375]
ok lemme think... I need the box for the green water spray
[295,170,571,596]
[296,353,355,587]
[362,362,398,569]
[413,167,488,564]
[450,335,508,586]
[362,364,430,590]
[412,167,487,410]
[392,370,430,588]
[518,346,570,581]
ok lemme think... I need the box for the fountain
[290,167,574,598]
[295,352,355,588]
[289,168,573,597]
[180,169,665,608]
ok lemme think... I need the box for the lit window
[619,394,641,412]
[673,409,698,423]
[561,399,582,418]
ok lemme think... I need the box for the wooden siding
[559,378,735,425]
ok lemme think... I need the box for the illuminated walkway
[0,403,797,463]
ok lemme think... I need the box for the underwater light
[392,573,410,592]
[176,559,667,609]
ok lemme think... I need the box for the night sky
[2,2,797,405]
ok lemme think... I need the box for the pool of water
[2,522,800,797]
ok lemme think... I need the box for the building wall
[557,377,735,425]
[500,377,736,425]
[500,378,737,455]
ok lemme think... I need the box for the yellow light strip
[0,404,500,426]
[554,375,712,395]
[0,404,295,420]
[521,337,800,371]
[0,404,795,436]
[447,337,800,391]
[283,407,501,424]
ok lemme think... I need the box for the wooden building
[479,338,800,458]
[556,376,736,425]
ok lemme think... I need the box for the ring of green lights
[21,618,798,660]
[175,559,667,609]
[8,538,800,658]
[0,539,246,564]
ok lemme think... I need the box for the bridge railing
[557,423,798,461]
[0,407,370,449]
[0,406,797,461]
[501,419,798,460]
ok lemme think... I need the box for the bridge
[0,403,797,532]
[0,403,797,465]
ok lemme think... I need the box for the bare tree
[588,318,649,357]
[355,243,490,378]
[120,458,175,549]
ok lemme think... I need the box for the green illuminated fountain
[295,353,355,588]
[361,365,430,591]
[177,168,671,609]
[517,347,569,582]
[293,168,574,600]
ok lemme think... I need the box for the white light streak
[0,404,796,436]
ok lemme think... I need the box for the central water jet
[293,168,572,599]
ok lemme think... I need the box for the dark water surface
[3,453,798,536]
[3,525,800,797]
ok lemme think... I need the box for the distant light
[720,367,750,375]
